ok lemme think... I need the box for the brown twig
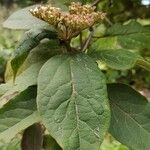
[82,28,94,52]
[79,32,83,50]
[92,0,101,7]
[65,40,72,52]
[105,17,113,26]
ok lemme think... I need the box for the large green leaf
[37,53,110,150]
[108,83,150,150]
[0,40,62,107]
[105,21,150,50]
[3,5,48,30]
[21,123,44,150]
[11,28,57,79]
[0,86,40,143]
[91,21,150,51]
[88,49,141,70]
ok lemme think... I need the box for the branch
[79,32,83,49]
[136,59,150,72]
[82,28,94,52]
[92,0,101,7]
[105,17,113,26]
[65,40,72,52]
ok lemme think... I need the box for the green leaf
[21,123,44,150]
[43,135,62,150]
[0,40,62,107]
[108,83,150,150]
[0,83,13,97]
[11,28,57,79]
[3,5,48,30]
[91,37,119,50]
[0,139,21,150]
[0,86,41,143]
[37,53,110,150]
[106,21,150,50]
[88,49,141,70]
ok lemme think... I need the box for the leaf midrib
[111,102,150,134]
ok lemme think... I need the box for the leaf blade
[0,86,41,143]
[37,54,110,150]
[106,21,150,50]
[3,5,48,30]
[88,49,140,70]
[0,41,62,107]
[108,83,150,150]
[11,28,57,79]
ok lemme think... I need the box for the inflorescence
[30,2,106,40]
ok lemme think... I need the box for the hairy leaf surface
[37,54,110,150]
[108,83,150,150]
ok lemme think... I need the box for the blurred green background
[0,0,149,149]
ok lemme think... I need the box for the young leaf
[88,49,141,70]
[107,83,150,150]
[43,135,62,150]
[0,86,41,143]
[21,123,44,150]
[37,54,110,150]
[3,5,48,30]
[11,28,57,79]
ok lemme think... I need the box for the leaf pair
[108,83,150,150]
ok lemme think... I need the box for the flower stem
[136,59,150,72]
[82,27,94,52]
